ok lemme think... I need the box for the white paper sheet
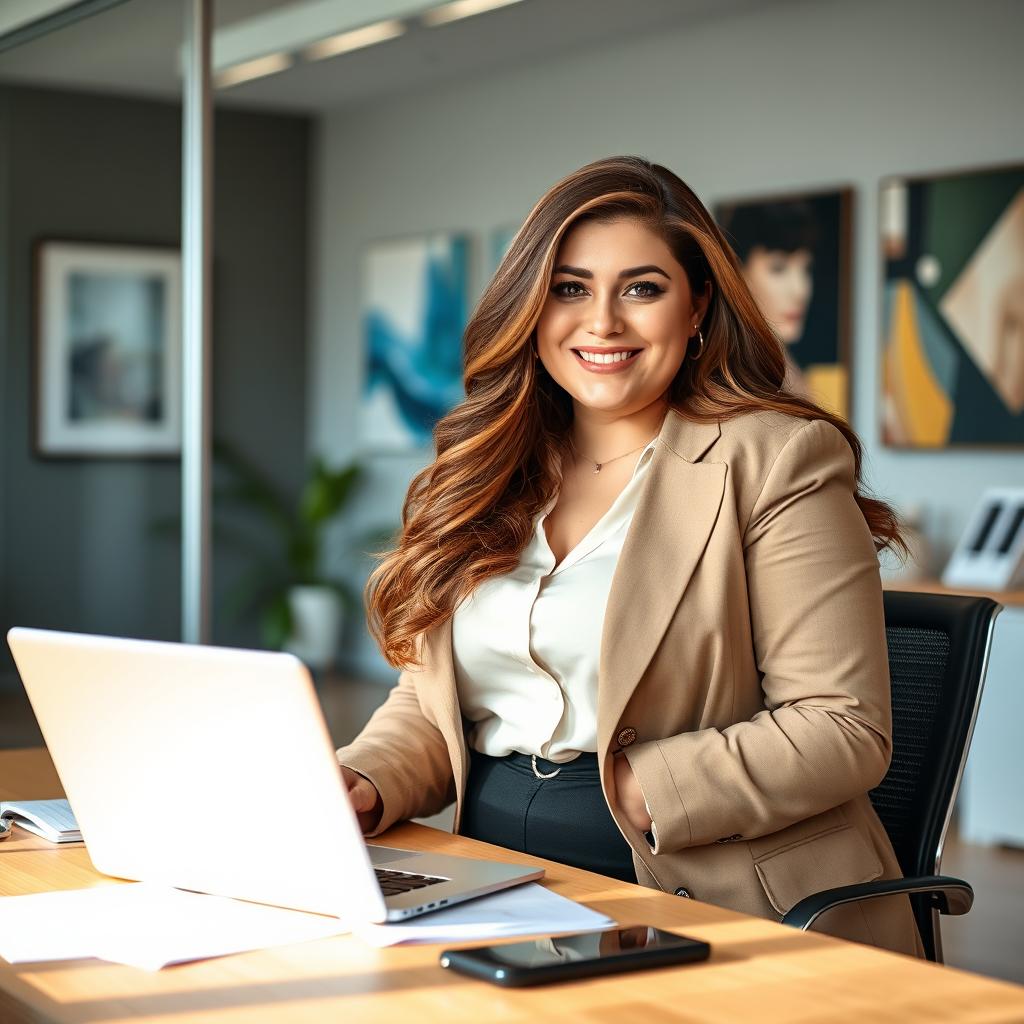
[352,882,615,947]
[0,884,348,971]
[0,882,614,967]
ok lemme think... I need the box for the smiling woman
[336,155,923,957]
[537,220,707,434]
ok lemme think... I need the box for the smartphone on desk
[439,926,710,987]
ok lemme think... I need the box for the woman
[721,200,817,400]
[337,156,922,957]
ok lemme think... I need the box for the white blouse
[452,435,659,763]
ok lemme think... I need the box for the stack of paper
[0,884,349,971]
[0,799,81,842]
[0,881,615,968]
[353,882,615,947]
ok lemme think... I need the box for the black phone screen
[440,927,710,986]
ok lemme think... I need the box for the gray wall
[0,87,9,665]
[310,0,1024,680]
[0,84,310,685]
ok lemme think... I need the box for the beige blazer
[337,408,924,957]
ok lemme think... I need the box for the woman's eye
[552,280,663,299]
[627,280,663,298]
[552,281,587,297]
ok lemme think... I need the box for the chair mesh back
[869,625,951,875]
[869,593,998,962]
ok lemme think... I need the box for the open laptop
[6,627,542,924]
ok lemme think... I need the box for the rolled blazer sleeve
[336,667,456,837]
[624,418,892,853]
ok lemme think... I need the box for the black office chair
[782,591,1002,962]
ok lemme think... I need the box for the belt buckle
[531,753,561,779]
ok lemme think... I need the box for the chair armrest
[781,875,974,931]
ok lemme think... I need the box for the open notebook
[0,799,81,842]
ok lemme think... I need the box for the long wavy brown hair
[366,155,904,670]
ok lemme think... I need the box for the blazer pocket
[753,825,884,916]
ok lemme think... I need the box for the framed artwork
[881,163,1024,448]
[716,188,852,420]
[360,232,469,451]
[34,240,182,458]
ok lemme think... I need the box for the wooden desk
[882,578,1024,607]
[2,749,1023,1023]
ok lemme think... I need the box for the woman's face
[742,246,813,344]
[535,218,708,419]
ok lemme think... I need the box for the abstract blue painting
[360,233,470,450]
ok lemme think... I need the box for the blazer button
[616,726,637,747]
[674,887,692,898]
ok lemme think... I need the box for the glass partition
[0,0,190,744]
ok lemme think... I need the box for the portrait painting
[360,232,469,451]
[34,241,182,457]
[881,164,1024,447]
[716,189,852,420]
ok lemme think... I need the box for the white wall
[311,0,1024,679]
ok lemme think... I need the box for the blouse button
[616,726,637,747]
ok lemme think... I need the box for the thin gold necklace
[569,433,658,474]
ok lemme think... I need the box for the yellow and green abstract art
[881,165,1024,448]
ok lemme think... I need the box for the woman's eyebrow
[553,264,671,280]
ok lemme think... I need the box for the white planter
[284,585,343,671]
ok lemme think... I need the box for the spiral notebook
[0,799,82,843]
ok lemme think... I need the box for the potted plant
[213,440,392,671]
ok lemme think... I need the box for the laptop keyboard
[375,868,447,898]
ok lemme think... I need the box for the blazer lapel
[596,411,726,756]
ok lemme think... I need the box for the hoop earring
[690,328,705,360]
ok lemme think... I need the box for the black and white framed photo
[34,240,182,458]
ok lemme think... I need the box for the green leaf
[300,462,362,526]
[287,526,318,581]
[261,593,293,650]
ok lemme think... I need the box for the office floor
[1,672,1021,986]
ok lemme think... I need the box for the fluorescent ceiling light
[215,53,294,89]
[188,0,522,84]
[421,0,525,28]
[303,18,407,62]
[209,1,432,73]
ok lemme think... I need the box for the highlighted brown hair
[366,155,903,670]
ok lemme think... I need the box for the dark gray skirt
[459,747,637,883]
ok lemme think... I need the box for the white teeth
[577,350,637,364]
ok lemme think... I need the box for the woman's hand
[612,751,653,834]
[340,765,384,834]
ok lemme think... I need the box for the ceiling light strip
[303,18,406,62]
[215,52,294,89]
[421,0,524,29]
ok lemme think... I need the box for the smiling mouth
[571,348,642,366]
